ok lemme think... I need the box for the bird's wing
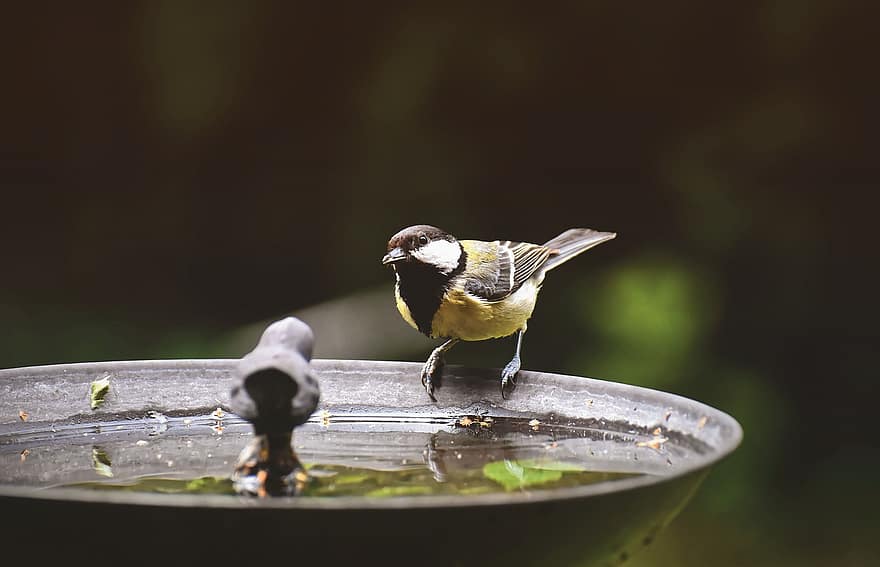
[460,239,553,302]
[506,240,554,290]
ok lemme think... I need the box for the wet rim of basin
[0,359,743,510]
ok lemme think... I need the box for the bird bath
[0,358,741,565]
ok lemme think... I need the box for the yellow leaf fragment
[89,375,111,410]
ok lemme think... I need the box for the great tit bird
[382,225,616,400]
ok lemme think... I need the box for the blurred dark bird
[382,225,616,400]
[230,316,320,497]
[230,316,320,432]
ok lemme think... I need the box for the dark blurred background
[1,3,876,565]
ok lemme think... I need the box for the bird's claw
[421,357,442,402]
[500,356,520,399]
[421,370,437,402]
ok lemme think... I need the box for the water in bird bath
[1,410,700,498]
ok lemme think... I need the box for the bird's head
[382,225,462,275]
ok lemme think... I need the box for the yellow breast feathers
[431,280,538,341]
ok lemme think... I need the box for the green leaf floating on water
[482,460,564,491]
[89,375,111,410]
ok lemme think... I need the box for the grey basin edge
[0,358,742,511]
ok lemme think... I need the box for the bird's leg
[421,338,459,401]
[501,326,526,399]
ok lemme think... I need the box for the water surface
[1,410,691,498]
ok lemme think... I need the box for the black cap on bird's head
[382,225,461,273]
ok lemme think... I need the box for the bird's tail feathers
[540,228,616,274]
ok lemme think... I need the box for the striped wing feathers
[461,239,554,302]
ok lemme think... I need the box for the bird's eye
[418,234,429,245]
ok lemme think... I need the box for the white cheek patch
[412,239,461,274]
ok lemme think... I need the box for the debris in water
[148,411,168,422]
[455,415,494,429]
[636,436,669,451]
[147,411,169,436]
[18,410,28,421]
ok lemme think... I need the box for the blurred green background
[1,3,876,565]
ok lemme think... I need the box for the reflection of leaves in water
[329,473,371,486]
[184,476,232,494]
[365,485,433,497]
[92,447,113,477]
[304,468,431,498]
[457,486,495,496]
[483,460,564,491]
[63,462,636,497]
[71,476,233,494]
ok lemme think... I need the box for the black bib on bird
[396,249,466,336]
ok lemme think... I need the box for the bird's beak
[382,247,406,265]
